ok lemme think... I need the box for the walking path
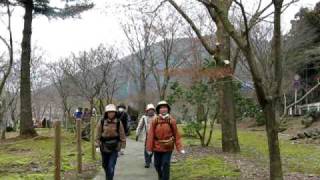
[94,139,157,180]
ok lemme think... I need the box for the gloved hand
[180,150,186,154]
[135,136,139,142]
[147,151,153,155]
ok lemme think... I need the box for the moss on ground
[178,126,320,176]
[171,156,240,180]
[0,128,100,179]
[236,131,320,175]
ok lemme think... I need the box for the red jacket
[146,115,183,152]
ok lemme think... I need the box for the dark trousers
[101,151,118,180]
[144,148,153,165]
[154,151,172,180]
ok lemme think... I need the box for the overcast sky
[0,0,318,62]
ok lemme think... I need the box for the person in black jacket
[117,104,131,136]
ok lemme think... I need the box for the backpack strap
[100,118,104,134]
[167,118,175,138]
[154,116,175,139]
[153,117,159,136]
[100,118,121,141]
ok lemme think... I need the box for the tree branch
[168,0,216,55]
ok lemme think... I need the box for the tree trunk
[139,61,147,112]
[89,97,94,115]
[11,109,17,131]
[1,126,5,140]
[218,78,240,152]
[168,0,239,152]
[0,113,5,140]
[19,0,37,137]
[160,85,167,100]
[160,68,170,100]
[62,99,69,129]
[99,99,104,115]
[216,19,240,153]
[265,1,284,179]
[264,100,283,180]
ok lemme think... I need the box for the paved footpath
[94,139,158,180]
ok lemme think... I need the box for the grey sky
[0,0,318,62]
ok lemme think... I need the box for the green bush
[168,81,218,146]
[182,121,200,138]
[233,82,265,125]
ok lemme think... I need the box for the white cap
[105,104,117,112]
[146,104,155,111]
[156,101,171,114]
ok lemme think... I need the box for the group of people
[95,101,185,180]
[74,105,131,142]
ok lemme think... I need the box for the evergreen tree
[0,0,94,137]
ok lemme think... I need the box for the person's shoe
[144,164,150,168]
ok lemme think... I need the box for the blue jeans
[154,151,172,180]
[101,151,118,180]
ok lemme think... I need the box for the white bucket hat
[146,104,155,111]
[156,101,171,114]
[105,104,117,112]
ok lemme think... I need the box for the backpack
[154,117,174,134]
[154,117,176,149]
[100,118,121,152]
[100,118,120,135]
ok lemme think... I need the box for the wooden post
[65,111,68,130]
[91,116,96,160]
[76,118,82,173]
[294,89,298,115]
[54,120,61,180]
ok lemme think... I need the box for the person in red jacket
[146,101,185,180]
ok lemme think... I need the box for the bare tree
[1,87,19,140]
[30,47,52,126]
[97,61,124,115]
[0,62,20,139]
[63,45,118,114]
[166,0,240,153]
[150,10,188,100]
[122,12,157,112]
[0,98,7,140]
[7,83,19,131]
[193,0,294,179]
[0,1,13,94]
[0,0,14,140]
[47,60,75,128]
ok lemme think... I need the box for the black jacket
[117,112,130,135]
